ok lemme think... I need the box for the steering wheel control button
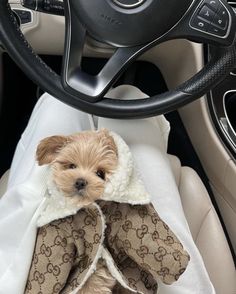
[190,0,230,38]
[216,7,229,25]
[112,0,146,8]
[207,24,226,36]
[198,5,215,22]
[191,17,209,32]
[204,0,220,11]
[211,13,227,29]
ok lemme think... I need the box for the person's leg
[0,93,93,292]
[98,85,215,294]
[8,93,92,188]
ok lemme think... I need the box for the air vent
[227,1,236,13]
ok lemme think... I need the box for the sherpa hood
[38,132,151,227]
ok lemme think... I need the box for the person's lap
[99,87,215,294]
[0,87,215,293]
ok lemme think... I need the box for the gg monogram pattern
[25,206,103,294]
[100,202,190,293]
[25,202,190,294]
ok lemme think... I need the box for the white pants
[0,86,215,294]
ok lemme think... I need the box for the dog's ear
[36,135,70,165]
[98,129,118,156]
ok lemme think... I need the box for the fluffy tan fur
[36,129,118,293]
[80,259,117,294]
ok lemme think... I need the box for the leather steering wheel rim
[0,0,236,119]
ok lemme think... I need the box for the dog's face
[36,129,118,206]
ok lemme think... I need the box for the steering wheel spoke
[62,0,146,102]
[166,0,236,46]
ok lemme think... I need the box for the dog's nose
[75,178,87,191]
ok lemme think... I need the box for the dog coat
[25,133,190,294]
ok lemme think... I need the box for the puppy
[36,129,118,294]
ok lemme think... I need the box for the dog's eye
[68,164,77,169]
[96,170,105,180]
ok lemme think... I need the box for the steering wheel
[0,0,236,119]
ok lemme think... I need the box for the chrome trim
[189,0,232,39]
[208,93,236,157]
[112,0,145,8]
[228,1,236,9]
[222,90,236,147]
[209,89,236,154]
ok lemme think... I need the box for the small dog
[36,129,118,294]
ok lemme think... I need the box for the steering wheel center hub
[112,0,146,8]
[73,0,193,47]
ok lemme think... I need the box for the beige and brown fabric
[25,206,104,294]
[25,202,190,294]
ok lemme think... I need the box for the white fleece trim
[38,132,151,226]
[102,132,151,205]
[37,175,84,227]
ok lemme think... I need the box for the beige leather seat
[0,170,9,198]
[0,157,235,294]
[168,156,236,294]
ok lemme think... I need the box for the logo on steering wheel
[112,0,146,8]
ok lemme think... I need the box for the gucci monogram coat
[25,201,190,294]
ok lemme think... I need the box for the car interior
[0,0,236,293]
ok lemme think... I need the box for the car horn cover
[72,0,193,46]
